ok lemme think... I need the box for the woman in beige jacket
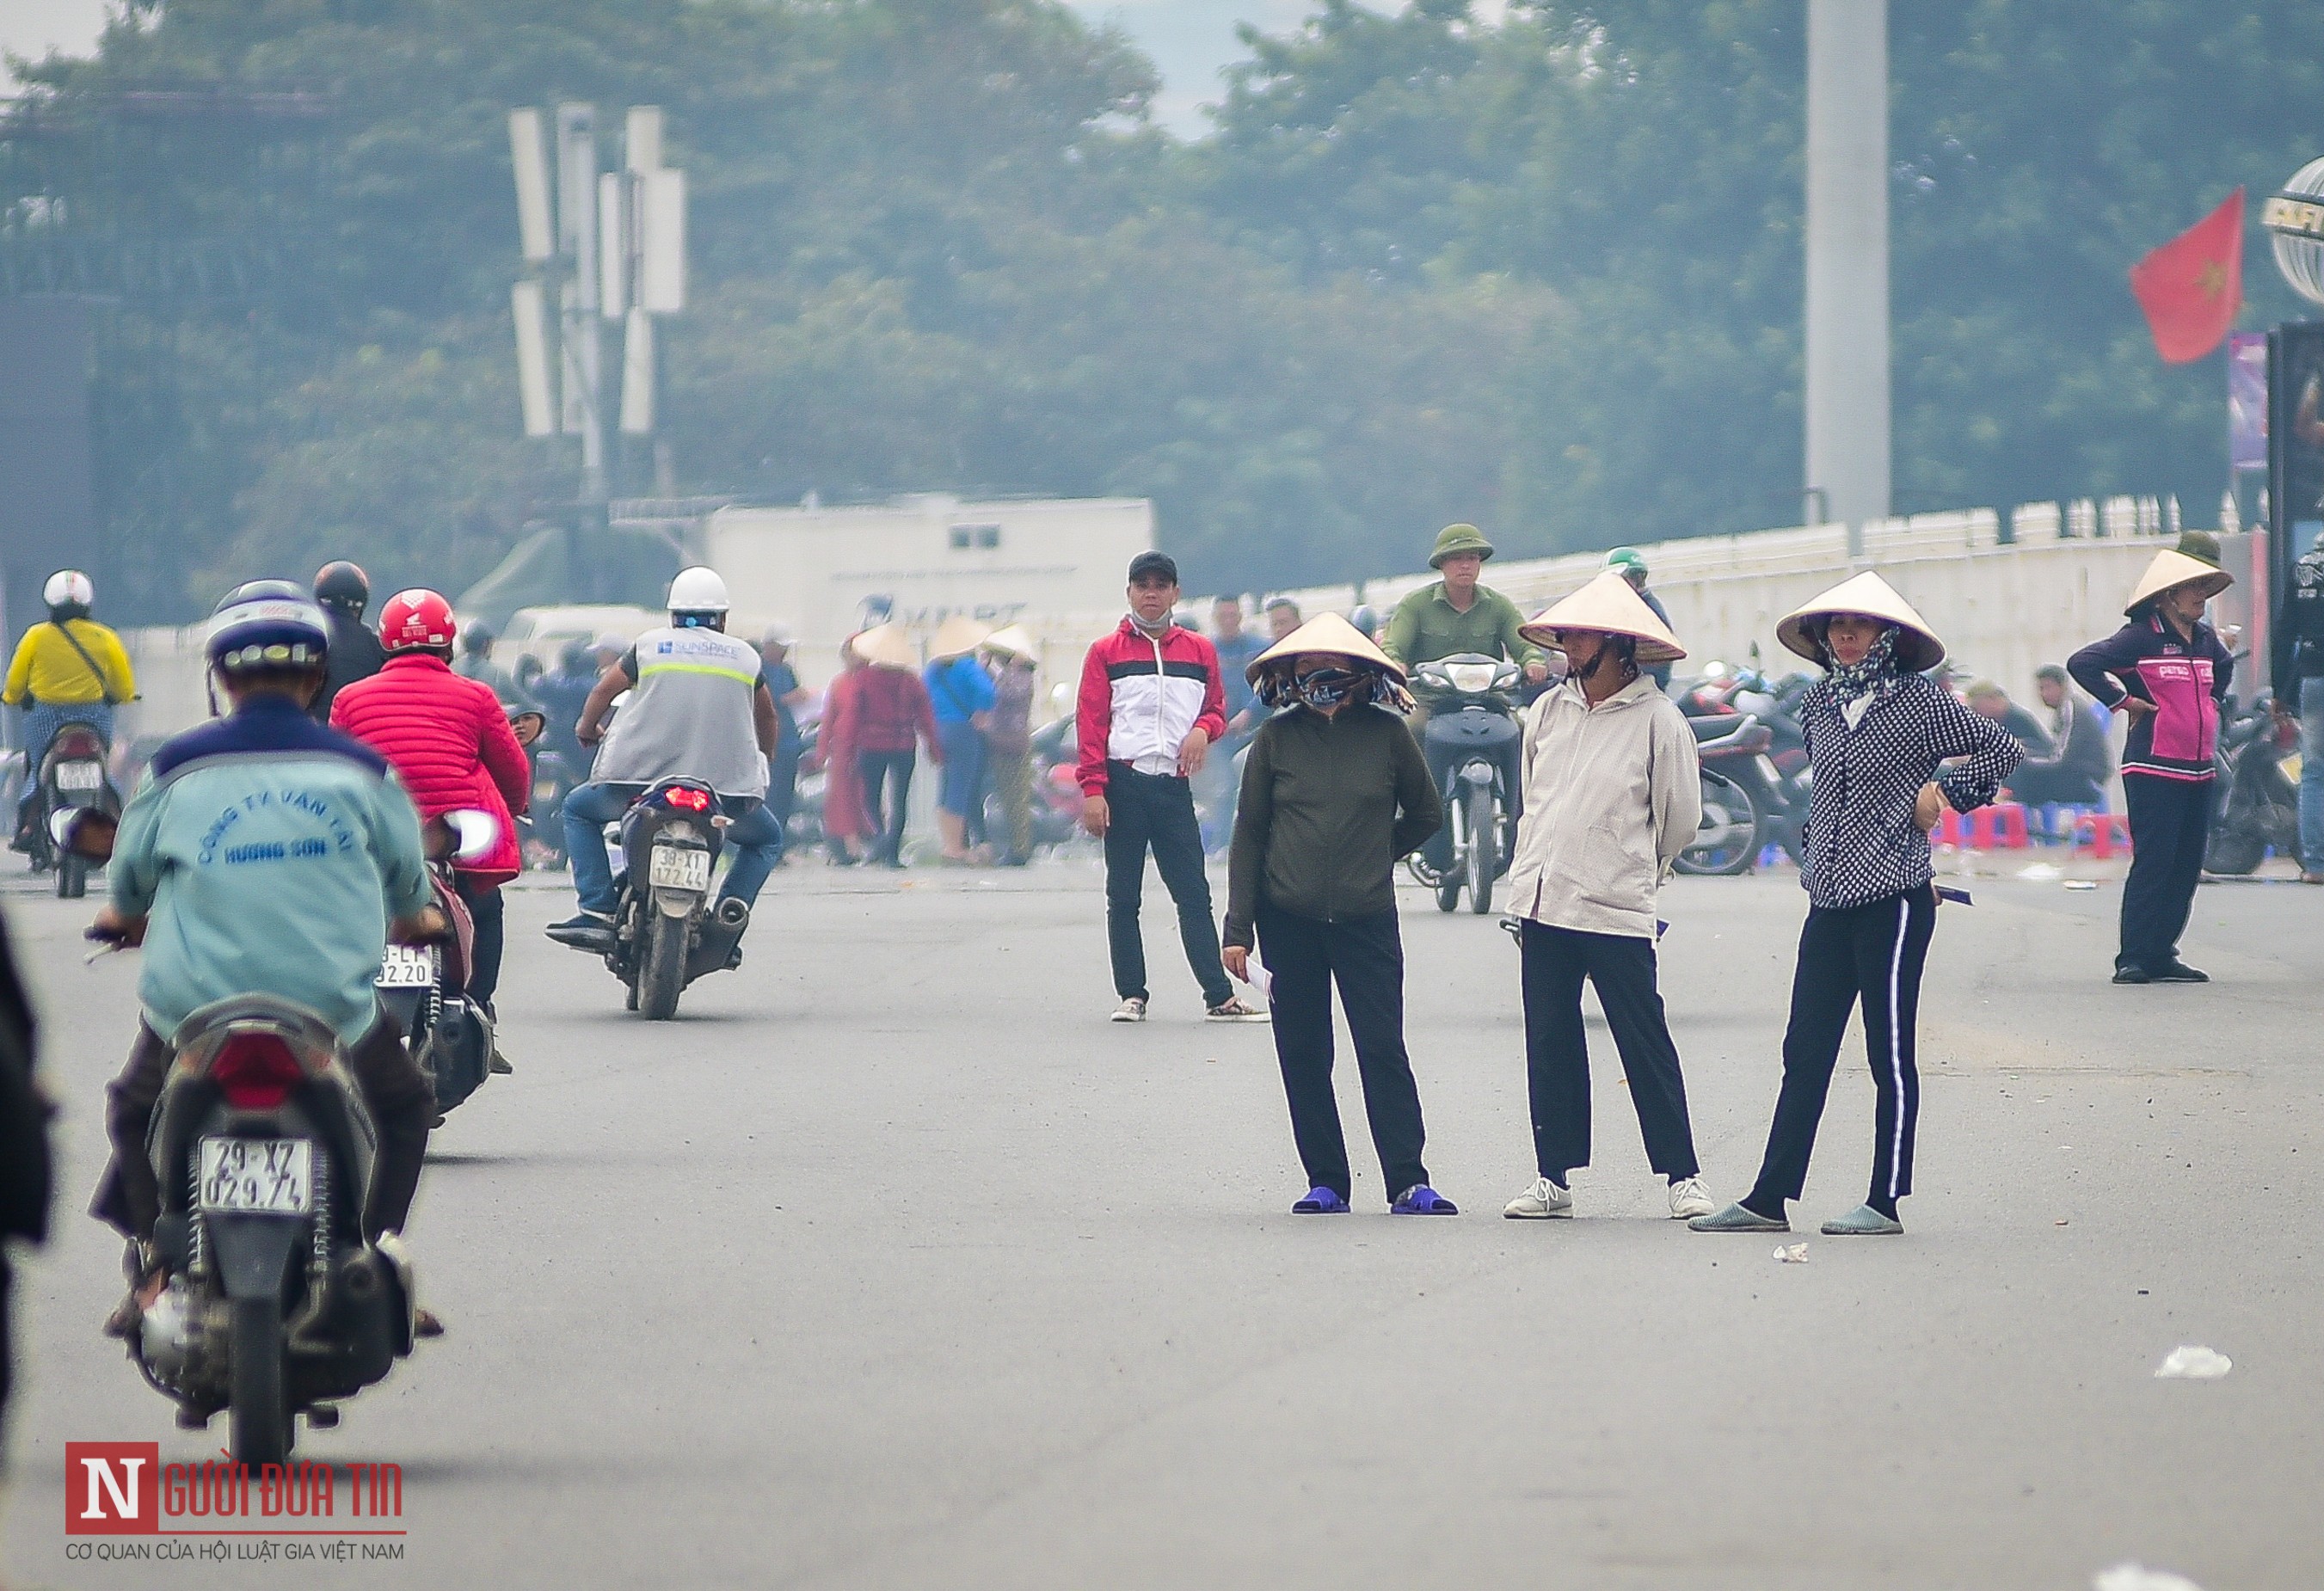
[1500,573,1717,1222]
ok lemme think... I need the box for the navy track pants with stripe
[1748,883,1937,1210]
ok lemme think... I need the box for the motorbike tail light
[209,1033,307,1110]
[53,726,106,759]
[664,785,712,812]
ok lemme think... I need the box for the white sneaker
[1667,1176,1718,1219]
[1110,997,1147,1023]
[1503,1176,1573,1219]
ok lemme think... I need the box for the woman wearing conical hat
[1692,572,2020,1238]
[1497,572,1718,1223]
[2068,547,2236,983]
[1222,613,1457,1215]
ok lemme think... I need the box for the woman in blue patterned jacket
[1691,574,2020,1238]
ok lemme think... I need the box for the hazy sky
[0,0,1331,136]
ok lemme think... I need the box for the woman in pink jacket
[331,589,531,1009]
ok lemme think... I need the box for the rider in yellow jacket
[5,570,135,846]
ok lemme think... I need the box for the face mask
[1294,666,1361,709]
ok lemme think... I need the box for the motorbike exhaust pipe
[686,896,751,981]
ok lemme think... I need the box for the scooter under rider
[547,567,784,952]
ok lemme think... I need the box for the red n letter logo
[64,1442,160,1533]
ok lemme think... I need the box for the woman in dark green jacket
[1224,614,1451,1215]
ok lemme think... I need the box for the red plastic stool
[1932,809,1966,847]
[2072,813,2133,858]
[1969,802,2030,850]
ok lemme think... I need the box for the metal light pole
[1804,0,1891,547]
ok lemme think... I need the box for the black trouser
[1419,727,1521,873]
[93,1010,433,1245]
[2119,773,2213,974]
[1747,885,1936,1213]
[1257,905,1429,1202]
[1103,763,1230,1007]
[454,876,504,1010]
[1520,921,1699,1183]
[858,749,915,863]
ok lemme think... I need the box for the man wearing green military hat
[1382,524,1549,878]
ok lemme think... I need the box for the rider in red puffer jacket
[331,590,530,1011]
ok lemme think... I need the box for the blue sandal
[1391,1185,1459,1215]
[1291,1187,1351,1213]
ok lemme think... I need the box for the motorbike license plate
[197,1138,312,1215]
[649,845,710,892]
[55,760,103,791]
[375,943,438,988]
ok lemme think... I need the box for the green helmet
[1604,546,1648,577]
[1429,523,1495,568]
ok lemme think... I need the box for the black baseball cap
[1128,550,1178,586]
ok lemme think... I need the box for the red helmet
[378,588,457,652]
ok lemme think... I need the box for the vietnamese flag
[2130,187,2244,363]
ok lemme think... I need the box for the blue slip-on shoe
[1688,1201,1789,1233]
[1390,1185,1459,1215]
[1291,1187,1351,1214]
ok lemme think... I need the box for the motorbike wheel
[228,1297,292,1466]
[1466,783,1497,915]
[637,912,686,1020]
[2202,824,2266,876]
[1675,769,1761,876]
[57,851,84,899]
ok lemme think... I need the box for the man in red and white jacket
[1078,552,1266,1023]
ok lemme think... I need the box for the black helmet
[462,621,495,656]
[313,561,371,615]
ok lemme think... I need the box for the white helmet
[667,566,730,614]
[43,569,94,611]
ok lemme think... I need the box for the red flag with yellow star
[2130,188,2244,363]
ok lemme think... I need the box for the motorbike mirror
[507,710,547,748]
[51,807,117,863]
[446,809,501,864]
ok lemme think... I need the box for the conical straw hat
[982,624,1036,660]
[2124,549,2232,617]
[1246,611,1405,684]
[1777,571,1946,673]
[853,622,917,671]
[928,614,993,660]
[1517,569,1687,664]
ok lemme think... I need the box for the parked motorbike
[57,811,419,1465]
[2204,697,2301,875]
[525,740,575,870]
[597,777,752,1019]
[1676,712,1774,875]
[1405,654,1522,914]
[28,719,120,897]
[1678,652,1813,864]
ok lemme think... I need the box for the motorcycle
[2203,697,2301,875]
[1678,652,1814,865]
[596,777,752,1019]
[525,741,576,870]
[56,811,421,1466]
[375,810,501,1119]
[1675,713,1774,875]
[1405,654,1522,915]
[28,719,120,897]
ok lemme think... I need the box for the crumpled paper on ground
[2093,1565,2204,1591]
[1773,1243,1809,1263]
[2153,1345,2232,1379]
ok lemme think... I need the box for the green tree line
[6,0,2321,621]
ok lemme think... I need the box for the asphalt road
[2,856,2318,1590]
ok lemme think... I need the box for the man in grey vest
[548,568,784,951]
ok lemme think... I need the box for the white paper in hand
[1236,954,1272,1001]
